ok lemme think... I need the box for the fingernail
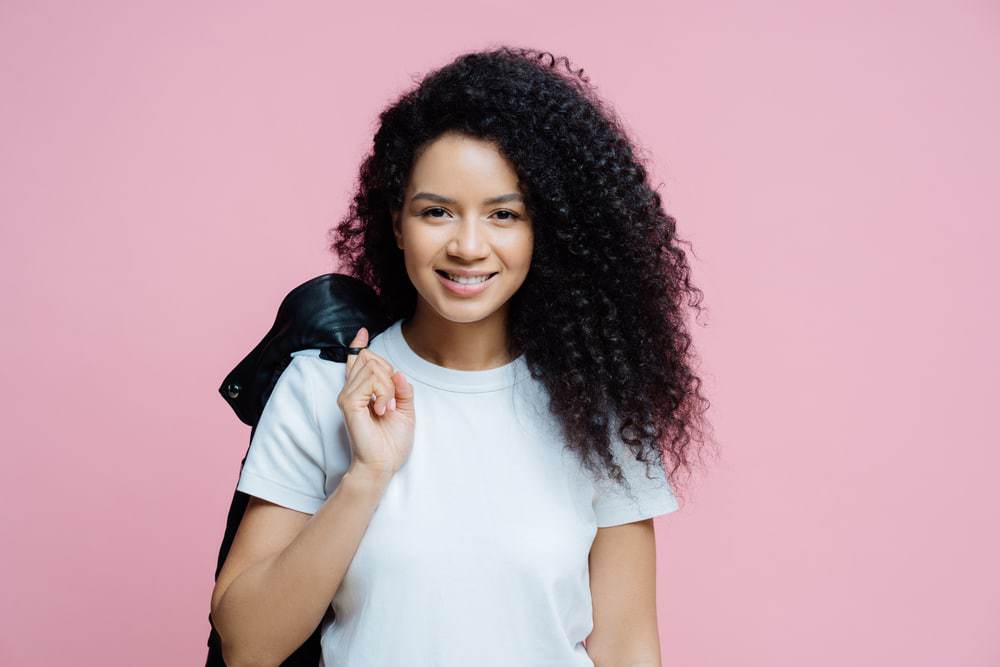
[389,398,396,411]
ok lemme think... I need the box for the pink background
[2,1,998,665]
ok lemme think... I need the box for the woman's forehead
[408,134,519,192]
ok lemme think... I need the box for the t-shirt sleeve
[236,355,329,515]
[592,433,680,528]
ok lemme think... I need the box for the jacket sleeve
[592,433,679,528]
[236,355,329,514]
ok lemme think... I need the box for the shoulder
[285,325,392,412]
[288,349,347,392]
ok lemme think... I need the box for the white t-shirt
[236,318,679,666]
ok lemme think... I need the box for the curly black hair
[329,45,715,503]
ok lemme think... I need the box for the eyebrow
[411,191,524,205]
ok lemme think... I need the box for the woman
[211,46,711,666]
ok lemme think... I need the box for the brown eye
[494,210,519,221]
[421,207,449,218]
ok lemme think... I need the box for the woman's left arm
[586,518,664,667]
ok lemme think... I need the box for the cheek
[400,230,438,268]
[503,230,534,271]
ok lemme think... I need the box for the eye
[418,207,521,221]
[420,207,450,219]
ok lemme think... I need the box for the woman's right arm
[210,327,415,667]
[210,464,391,667]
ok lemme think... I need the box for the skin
[587,519,663,665]
[390,130,534,371]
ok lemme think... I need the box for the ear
[391,210,403,250]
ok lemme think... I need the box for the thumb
[391,370,415,413]
[346,326,369,372]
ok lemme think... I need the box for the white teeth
[446,272,491,284]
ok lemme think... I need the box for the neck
[402,303,517,371]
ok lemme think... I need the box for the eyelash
[419,207,520,221]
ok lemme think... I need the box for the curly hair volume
[329,45,714,503]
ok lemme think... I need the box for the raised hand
[336,327,415,479]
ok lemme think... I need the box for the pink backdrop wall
[2,1,997,665]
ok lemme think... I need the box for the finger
[390,369,414,413]
[356,348,395,381]
[346,347,397,395]
[356,350,400,411]
[343,355,395,415]
[343,355,376,404]
[365,362,397,416]
[345,327,369,374]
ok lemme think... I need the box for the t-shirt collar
[380,319,529,393]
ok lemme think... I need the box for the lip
[436,267,497,277]
[435,270,499,297]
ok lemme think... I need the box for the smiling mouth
[435,270,499,284]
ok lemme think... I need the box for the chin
[431,300,504,324]
[420,288,511,325]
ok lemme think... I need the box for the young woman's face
[392,132,534,325]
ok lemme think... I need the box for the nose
[447,216,490,260]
